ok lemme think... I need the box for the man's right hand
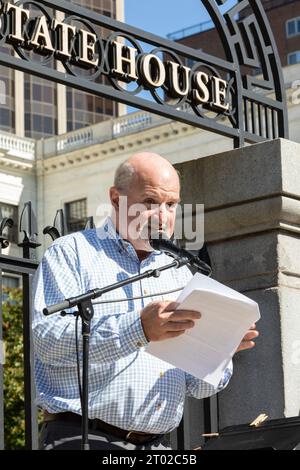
[140,300,201,342]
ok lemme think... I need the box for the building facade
[0,61,299,260]
[168,0,300,71]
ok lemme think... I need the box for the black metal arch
[0,0,288,147]
[0,1,290,450]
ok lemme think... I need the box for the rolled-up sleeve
[185,360,233,398]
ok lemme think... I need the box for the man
[33,152,258,450]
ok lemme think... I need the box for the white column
[115,0,127,117]
[56,10,67,135]
[14,70,24,137]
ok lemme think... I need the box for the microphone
[149,232,211,276]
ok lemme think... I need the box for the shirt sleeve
[32,240,148,367]
[185,360,233,399]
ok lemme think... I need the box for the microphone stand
[43,256,197,450]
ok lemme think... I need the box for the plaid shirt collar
[97,216,160,265]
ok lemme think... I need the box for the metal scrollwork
[14,1,54,66]
[0,0,288,148]
[61,15,105,81]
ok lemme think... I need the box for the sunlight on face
[112,166,180,251]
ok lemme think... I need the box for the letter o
[140,54,166,88]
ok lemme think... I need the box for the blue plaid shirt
[32,217,232,433]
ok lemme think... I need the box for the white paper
[146,273,260,387]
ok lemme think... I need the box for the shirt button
[143,288,149,295]
[159,372,164,378]
[136,341,143,348]
[156,403,162,411]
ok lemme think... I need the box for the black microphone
[149,233,211,276]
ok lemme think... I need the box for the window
[286,17,300,37]
[65,0,117,132]
[253,67,262,76]
[186,58,195,68]
[24,74,57,138]
[1,274,21,302]
[2,274,20,289]
[33,84,42,101]
[287,51,300,65]
[0,65,15,133]
[65,199,87,233]
[44,116,54,134]
[0,108,11,126]
[0,203,18,244]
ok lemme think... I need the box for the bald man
[33,152,258,450]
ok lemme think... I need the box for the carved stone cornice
[205,195,300,243]
[0,152,35,173]
[37,121,197,175]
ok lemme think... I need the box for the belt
[43,411,162,445]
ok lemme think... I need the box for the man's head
[110,152,180,252]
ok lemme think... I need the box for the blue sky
[124,0,237,38]
[123,0,238,113]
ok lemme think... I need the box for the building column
[115,0,127,117]
[56,10,67,135]
[175,138,300,445]
[56,82,67,135]
[14,70,24,137]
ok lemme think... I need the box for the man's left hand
[235,324,259,353]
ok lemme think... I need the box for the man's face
[111,172,180,251]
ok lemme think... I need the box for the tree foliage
[2,287,25,449]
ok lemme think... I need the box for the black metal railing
[0,201,216,450]
[0,202,40,449]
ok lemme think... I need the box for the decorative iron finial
[0,217,14,249]
[85,217,95,230]
[43,209,67,241]
[18,201,41,258]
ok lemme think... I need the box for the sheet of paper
[146,273,260,387]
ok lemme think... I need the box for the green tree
[2,287,25,449]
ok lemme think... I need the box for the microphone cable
[69,253,211,410]
[92,285,185,305]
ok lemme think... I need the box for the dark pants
[39,421,173,450]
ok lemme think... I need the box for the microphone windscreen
[149,231,170,250]
[149,237,160,250]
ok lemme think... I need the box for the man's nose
[158,203,168,224]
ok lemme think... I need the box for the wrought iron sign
[0,0,288,147]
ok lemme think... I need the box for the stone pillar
[175,138,300,443]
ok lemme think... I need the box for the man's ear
[110,186,120,210]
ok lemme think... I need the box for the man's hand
[141,300,201,342]
[235,324,259,353]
